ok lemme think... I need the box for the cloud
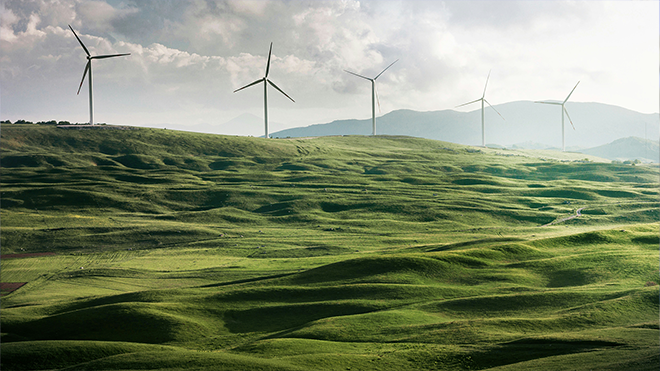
[0,0,657,130]
[0,6,20,43]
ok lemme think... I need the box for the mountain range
[270,101,658,150]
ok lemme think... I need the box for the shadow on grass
[469,338,624,369]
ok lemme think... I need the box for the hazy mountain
[270,101,659,149]
[578,137,659,163]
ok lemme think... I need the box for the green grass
[1,124,658,370]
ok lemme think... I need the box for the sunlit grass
[1,124,658,370]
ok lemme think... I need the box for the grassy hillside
[1,123,658,370]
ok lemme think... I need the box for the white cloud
[74,0,138,33]
[0,6,19,43]
[0,0,657,131]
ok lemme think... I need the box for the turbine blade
[77,61,90,95]
[345,70,372,81]
[233,78,264,93]
[484,99,505,120]
[455,98,482,108]
[564,106,576,130]
[563,81,580,104]
[69,25,90,57]
[482,69,491,98]
[534,101,562,105]
[375,83,381,113]
[267,79,295,102]
[91,53,131,59]
[265,42,273,78]
[374,59,398,80]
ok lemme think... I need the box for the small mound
[52,348,305,371]
[6,303,209,344]
[490,243,549,261]
[452,177,501,186]
[224,302,382,333]
[248,245,352,258]
[289,256,455,284]
[113,154,164,169]
[277,163,314,171]
[595,189,640,198]
[421,291,628,317]
[0,340,174,371]
[632,235,660,245]
[319,201,368,213]
[564,231,615,245]
[283,309,443,342]
[1,154,67,168]
[528,189,598,200]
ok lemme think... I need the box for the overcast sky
[1,0,658,135]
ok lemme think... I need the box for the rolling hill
[1,124,658,371]
[270,101,659,150]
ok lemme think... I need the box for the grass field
[1,123,658,370]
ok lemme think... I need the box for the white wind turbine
[535,81,580,152]
[233,43,294,139]
[456,70,505,147]
[345,60,398,136]
[69,25,130,125]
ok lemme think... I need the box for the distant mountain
[578,137,659,163]
[270,101,659,149]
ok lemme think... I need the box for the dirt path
[542,207,585,227]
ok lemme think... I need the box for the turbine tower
[69,25,130,125]
[455,70,504,147]
[345,60,398,136]
[535,81,580,152]
[233,43,295,139]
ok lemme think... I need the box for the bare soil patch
[0,282,27,296]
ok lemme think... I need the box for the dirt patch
[1,282,27,296]
[2,252,56,259]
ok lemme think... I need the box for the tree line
[0,120,105,125]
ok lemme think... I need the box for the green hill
[1,123,658,370]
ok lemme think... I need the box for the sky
[1,0,658,136]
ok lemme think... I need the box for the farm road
[542,207,585,227]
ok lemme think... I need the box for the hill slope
[1,124,658,371]
[270,101,659,149]
[578,136,659,163]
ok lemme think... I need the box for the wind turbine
[233,43,294,139]
[455,70,505,147]
[345,60,398,136]
[535,81,580,152]
[69,25,130,125]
